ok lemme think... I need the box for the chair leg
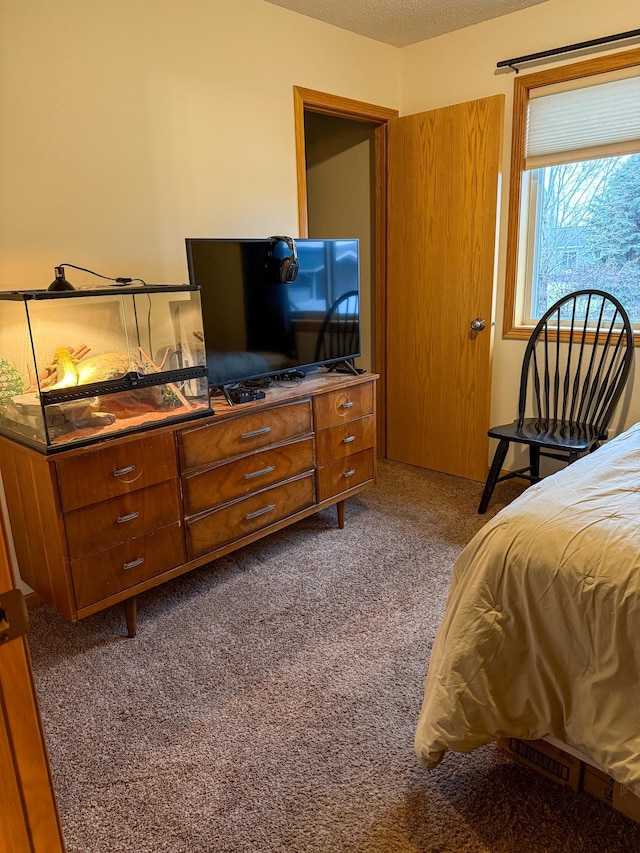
[478,439,510,515]
[529,445,541,481]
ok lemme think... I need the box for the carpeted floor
[28,459,640,852]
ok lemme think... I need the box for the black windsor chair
[478,289,634,514]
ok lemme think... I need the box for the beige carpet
[28,459,640,852]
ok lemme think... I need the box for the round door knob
[470,318,486,331]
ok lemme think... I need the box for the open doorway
[293,87,398,453]
[303,112,376,373]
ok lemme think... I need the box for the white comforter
[415,422,640,795]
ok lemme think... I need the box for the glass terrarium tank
[0,285,211,452]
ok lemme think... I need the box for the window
[504,49,640,339]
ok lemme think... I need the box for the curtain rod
[497,28,640,72]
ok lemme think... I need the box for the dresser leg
[337,500,345,529]
[124,596,137,638]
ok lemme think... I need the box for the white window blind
[525,74,640,169]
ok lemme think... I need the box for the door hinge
[0,588,29,645]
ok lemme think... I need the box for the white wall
[401,0,640,468]
[0,0,399,289]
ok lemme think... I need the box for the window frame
[503,47,640,344]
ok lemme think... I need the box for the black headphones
[268,236,299,283]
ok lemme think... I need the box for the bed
[414,421,640,796]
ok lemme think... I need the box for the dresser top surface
[208,371,377,420]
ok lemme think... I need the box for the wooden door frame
[293,87,398,456]
[0,509,65,851]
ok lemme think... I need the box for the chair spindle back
[517,290,634,433]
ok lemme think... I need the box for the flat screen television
[185,237,361,388]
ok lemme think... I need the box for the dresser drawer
[317,449,375,502]
[180,400,313,471]
[71,522,186,608]
[64,480,182,560]
[56,431,178,512]
[186,473,315,559]
[183,436,315,517]
[313,382,373,431]
[316,414,375,465]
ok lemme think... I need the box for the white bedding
[414,422,640,795]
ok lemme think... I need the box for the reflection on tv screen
[186,238,361,386]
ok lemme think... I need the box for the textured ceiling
[263,0,551,47]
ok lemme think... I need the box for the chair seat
[488,418,604,453]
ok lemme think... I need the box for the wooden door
[0,511,64,852]
[386,95,504,481]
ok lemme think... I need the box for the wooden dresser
[0,372,377,635]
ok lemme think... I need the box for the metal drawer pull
[244,465,276,480]
[344,469,356,478]
[343,435,356,444]
[113,465,136,477]
[341,401,354,408]
[123,557,144,570]
[245,503,276,521]
[240,426,273,439]
[117,511,140,524]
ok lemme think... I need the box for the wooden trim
[25,590,43,609]
[500,325,636,347]
[0,513,65,851]
[374,123,388,455]
[293,87,398,124]
[292,86,398,456]
[503,75,530,339]
[293,87,309,238]
[509,46,640,92]
[503,47,640,341]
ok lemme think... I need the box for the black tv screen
[185,237,361,387]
